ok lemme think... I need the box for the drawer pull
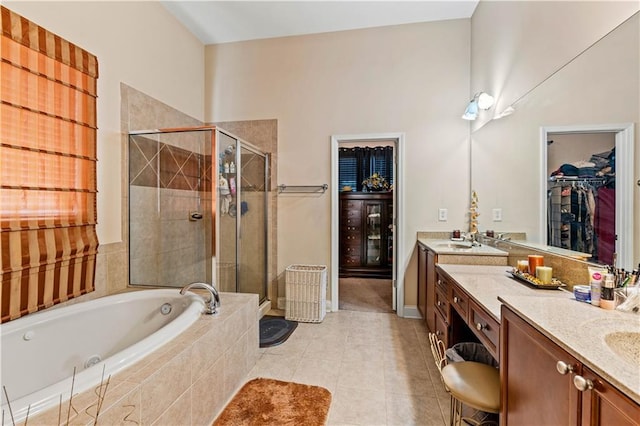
[437,301,443,307]
[476,322,486,331]
[436,330,443,336]
[437,279,442,285]
[453,296,459,304]
[556,361,574,375]
[573,375,594,392]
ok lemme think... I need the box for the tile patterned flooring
[247,310,450,425]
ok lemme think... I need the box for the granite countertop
[437,264,640,405]
[418,238,508,257]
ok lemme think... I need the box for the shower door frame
[215,129,270,303]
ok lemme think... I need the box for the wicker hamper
[285,264,327,323]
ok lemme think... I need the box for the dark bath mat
[259,315,298,348]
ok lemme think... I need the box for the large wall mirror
[471,13,638,270]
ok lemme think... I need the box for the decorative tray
[508,269,567,290]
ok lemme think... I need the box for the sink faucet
[497,233,511,241]
[180,282,220,314]
[463,232,481,247]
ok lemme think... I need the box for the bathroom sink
[604,331,640,365]
[435,242,473,249]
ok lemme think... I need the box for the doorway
[540,123,634,269]
[330,133,405,316]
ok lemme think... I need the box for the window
[1,6,99,322]
[338,146,393,191]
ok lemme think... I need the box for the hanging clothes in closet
[548,178,613,263]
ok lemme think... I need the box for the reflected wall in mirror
[470,11,639,270]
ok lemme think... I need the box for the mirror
[471,13,638,269]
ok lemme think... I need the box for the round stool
[440,361,501,426]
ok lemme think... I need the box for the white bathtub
[0,289,204,424]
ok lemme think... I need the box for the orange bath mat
[213,378,332,426]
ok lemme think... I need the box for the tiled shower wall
[129,134,212,287]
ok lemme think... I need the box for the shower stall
[128,126,269,303]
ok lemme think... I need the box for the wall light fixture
[462,92,495,120]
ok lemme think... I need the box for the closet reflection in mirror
[546,132,615,265]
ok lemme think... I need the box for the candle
[528,255,544,277]
[517,260,529,273]
[536,266,553,284]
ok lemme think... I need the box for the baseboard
[402,305,422,319]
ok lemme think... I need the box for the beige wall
[205,20,472,309]
[470,1,639,130]
[470,6,639,267]
[547,133,615,176]
[4,1,205,245]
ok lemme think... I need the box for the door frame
[330,133,405,316]
[539,123,634,269]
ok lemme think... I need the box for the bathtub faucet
[180,282,220,314]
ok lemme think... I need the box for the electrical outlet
[438,208,448,221]
[492,208,503,222]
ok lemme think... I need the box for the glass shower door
[216,132,238,293]
[238,144,268,302]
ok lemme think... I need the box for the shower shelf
[278,184,328,194]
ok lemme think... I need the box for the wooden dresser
[339,192,392,278]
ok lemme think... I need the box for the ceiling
[161,1,479,45]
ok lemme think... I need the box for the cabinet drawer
[451,285,469,320]
[434,312,449,348]
[341,245,361,256]
[434,286,449,323]
[342,233,360,242]
[469,299,499,361]
[436,274,449,293]
[343,216,361,226]
[342,255,361,265]
[341,224,360,233]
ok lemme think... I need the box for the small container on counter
[573,285,591,303]
[588,266,605,307]
[600,273,616,310]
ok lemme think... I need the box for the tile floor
[247,310,450,426]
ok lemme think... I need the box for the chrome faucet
[180,282,220,314]
[497,233,511,241]
[463,232,481,246]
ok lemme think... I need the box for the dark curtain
[339,146,393,191]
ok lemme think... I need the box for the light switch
[438,208,448,222]
[492,208,503,222]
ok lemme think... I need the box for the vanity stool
[428,333,501,426]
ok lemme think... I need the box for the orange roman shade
[0,6,99,323]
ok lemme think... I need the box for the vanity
[430,262,640,425]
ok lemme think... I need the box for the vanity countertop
[437,264,640,405]
[417,238,508,256]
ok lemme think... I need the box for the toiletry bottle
[230,161,236,173]
[224,162,230,173]
[600,273,616,310]
[588,267,604,307]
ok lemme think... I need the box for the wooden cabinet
[579,365,640,426]
[339,192,392,278]
[469,299,499,360]
[417,242,438,331]
[501,305,640,426]
[417,243,428,320]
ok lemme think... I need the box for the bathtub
[0,289,204,424]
